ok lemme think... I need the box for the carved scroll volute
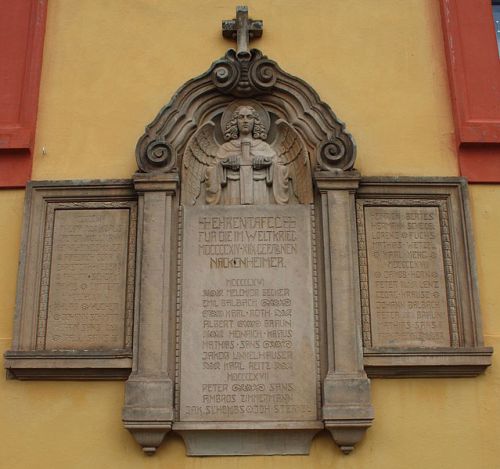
[316,128,356,172]
[211,49,278,97]
[211,54,241,94]
[136,136,176,174]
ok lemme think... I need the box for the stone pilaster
[122,173,179,455]
[315,171,373,454]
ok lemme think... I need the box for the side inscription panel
[363,205,450,347]
[357,200,455,348]
[356,179,492,378]
[44,208,132,350]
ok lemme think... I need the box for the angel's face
[236,107,255,137]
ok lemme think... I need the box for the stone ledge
[364,346,493,378]
[4,350,132,380]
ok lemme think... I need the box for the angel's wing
[273,119,313,204]
[181,122,218,205]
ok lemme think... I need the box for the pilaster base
[325,420,372,454]
[122,376,174,454]
[322,373,374,454]
[123,422,172,455]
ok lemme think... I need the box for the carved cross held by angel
[182,102,313,206]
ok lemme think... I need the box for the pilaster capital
[133,172,179,194]
[314,170,360,192]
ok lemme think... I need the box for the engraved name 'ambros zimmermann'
[364,206,450,347]
[180,205,317,422]
[45,209,130,349]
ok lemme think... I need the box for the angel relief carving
[182,102,313,206]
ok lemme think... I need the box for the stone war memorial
[4,6,493,457]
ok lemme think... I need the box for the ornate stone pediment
[135,40,356,178]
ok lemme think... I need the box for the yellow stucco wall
[1,1,498,467]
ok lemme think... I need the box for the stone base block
[174,422,323,456]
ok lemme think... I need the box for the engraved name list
[43,208,134,350]
[360,204,453,348]
[179,205,318,422]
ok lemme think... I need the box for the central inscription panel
[179,205,318,422]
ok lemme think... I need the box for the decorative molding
[174,205,184,421]
[311,205,322,417]
[355,202,371,346]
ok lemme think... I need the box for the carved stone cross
[222,5,263,58]
[239,140,253,204]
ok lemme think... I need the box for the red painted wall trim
[0,0,48,188]
[440,0,500,182]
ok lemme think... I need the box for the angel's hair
[224,106,267,141]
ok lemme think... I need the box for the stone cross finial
[222,6,263,58]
